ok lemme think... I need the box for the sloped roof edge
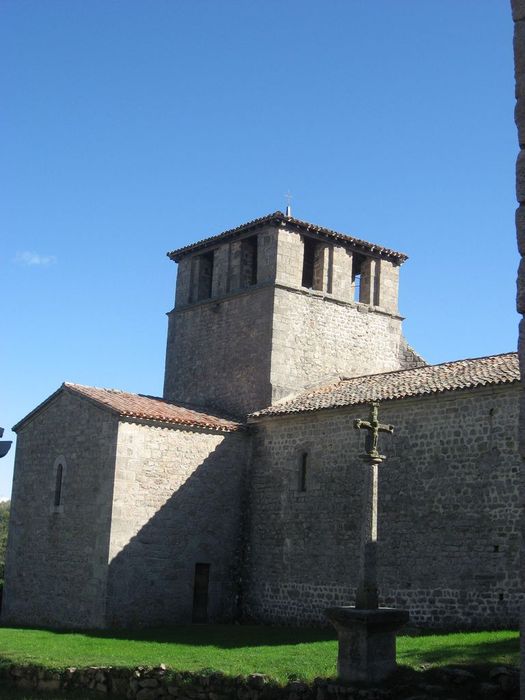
[167,211,408,263]
[250,352,520,419]
[13,383,244,434]
[12,385,67,433]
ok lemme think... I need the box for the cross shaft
[353,403,394,610]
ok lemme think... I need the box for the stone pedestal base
[325,606,409,684]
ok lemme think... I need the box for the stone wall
[269,286,421,404]
[245,385,521,628]
[163,284,275,417]
[164,275,421,417]
[1,391,119,628]
[1,662,519,699]
[511,0,525,695]
[106,420,248,627]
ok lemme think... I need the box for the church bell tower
[163,212,418,418]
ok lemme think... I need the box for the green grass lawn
[0,625,519,683]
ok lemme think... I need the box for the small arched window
[298,452,308,492]
[52,456,66,512]
[54,463,63,507]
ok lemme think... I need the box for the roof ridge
[9,382,244,433]
[167,211,408,262]
[64,381,139,395]
[64,382,241,420]
[339,351,518,384]
[167,211,282,260]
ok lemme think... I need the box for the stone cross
[354,402,394,464]
[326,403,407,683]
[353,403,394,609]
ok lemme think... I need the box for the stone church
[2,211,521,630]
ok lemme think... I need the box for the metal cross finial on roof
[285,191,292,217]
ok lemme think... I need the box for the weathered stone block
[37,679,61,691]
[517,150,525,203]
[512,0,525,21]
[325,606,409,683]
[515,21,525,89]
[517,258,525,313]
[137,689,159,700]
[110,677,130,695]
[517,206,525,257]
[516,97,525,148]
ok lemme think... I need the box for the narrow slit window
[352,254,365,302]
[197,251,214,300]
[302,238,316,289]
[54,463,64,507]
[302,238,328,291]
[373,261,381,306]
[299,452,308,492]
[240,236,258,287]
[353,273,361,301]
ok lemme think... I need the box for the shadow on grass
[0,624,519,669]
[0,624,337,648]
[398,636,519,665]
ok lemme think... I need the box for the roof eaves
[13,383,127,433]
[283,216,408,262]
[12,385,66,433]
[118,412,244,433]
[250,380,520,421]
[65,385,244,433]
[167,212,282,262]
[250,352,519,419]
[167,212,408,263]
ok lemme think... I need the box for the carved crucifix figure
[354,402,394,464]
[353,403,394,609]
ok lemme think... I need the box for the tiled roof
[14,384,243,433]
[64,384,243,431]
[167,211,408,263]
[251,352,519,419]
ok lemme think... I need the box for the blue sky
[0,1,519,498]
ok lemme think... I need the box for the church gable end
[3,383,246,630]
[2,389,119,629]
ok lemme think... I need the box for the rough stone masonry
[511,0,525,696]
[2,210,521,630]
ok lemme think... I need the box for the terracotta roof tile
[64,383,243,432]
[251,352,519,418]
[167,211,408,263]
